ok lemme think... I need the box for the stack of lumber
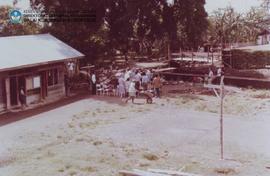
[119,168,203,176]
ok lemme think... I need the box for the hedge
[222,49,270,69]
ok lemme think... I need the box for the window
[26,76,41,90]
[33,76,41,88]
[48,69,59,86]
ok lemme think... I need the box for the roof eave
[0,56,84,73]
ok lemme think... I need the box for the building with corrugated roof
[0,34,84,112]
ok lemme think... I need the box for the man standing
[134,70,142,91]
[67,61,75,77]
[19,87,27,109]
[91,72,97,95]
[64,74,70,97]
[208,68,214,84]
[217,67,224,77]
[141,72,149,90]
[153,75,162,98]
[124,68,131,81]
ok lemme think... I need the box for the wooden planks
[119,169,204,176]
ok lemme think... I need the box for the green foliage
[227,49,270,69]
[174,0,208,49]
[208,6,267,46]
[30,0,108,62]
[28,0,208,62]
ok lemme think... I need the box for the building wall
[0,60,77,113]
[257,34,270,45]
[0,76,5,112]
[47,67,65,101]
[25,75,40,105]
[26,94,41,105]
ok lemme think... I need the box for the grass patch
[214,168,236,175]
[143,153,159,161]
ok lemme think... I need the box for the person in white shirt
[125,80,137,103]
[208,68,214,84]
[19,87,27,109]
[124,68,131,81]
[146,69,151,80]
[134,71,142,92]
[141,72,149,90]
[217,67,222,77]
[125,78,131,97]
[67,62,75,77]
[91,72,97,95]
[118,76,126,98]
[134,71,141,82]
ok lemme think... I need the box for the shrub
[223,49,270,69]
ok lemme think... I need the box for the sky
[205,0,261,14]
[0,0,263,14]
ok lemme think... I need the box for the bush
[223,49,270,69]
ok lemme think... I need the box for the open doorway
[18,76,26,91]
[41,71,48,99]
[10,77,18,106]
[9,76,26,106]
[18,76,26,104]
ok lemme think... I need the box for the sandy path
[0,92,269,176]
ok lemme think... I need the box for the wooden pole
[220,76,225,160]
[212,50,214,65]
[5,78,11,110]
[207,46,210,63]
[191,48,194,62]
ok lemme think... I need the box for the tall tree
[30,0,108,62]
[208,7,243,47]
[30,0,209,62]
[132,0,164,55]
[208,6,267,47]
[105,0,134,59]
[174,0,208,49]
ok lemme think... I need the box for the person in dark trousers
[64,74,70,97]
[19,87,27,109]
[152,75,162,98]
[91,72,97,95]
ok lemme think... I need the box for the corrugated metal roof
[235,44,270,52]
[135,62,168,68]
[0,34,84,71]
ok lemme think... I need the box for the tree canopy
[28,0,209,62]
[207,5,267,47]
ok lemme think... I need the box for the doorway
[9,76,26,106]
[10,77,18,106]
[41,71,48,99]
[18,76,26,91]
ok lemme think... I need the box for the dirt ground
[0,83,270,176]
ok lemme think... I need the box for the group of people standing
[89,68,163,103]
[207,66,224,84]
[120,68,162,103]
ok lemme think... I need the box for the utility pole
[220,75,225,160]
[206,75,225,160]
